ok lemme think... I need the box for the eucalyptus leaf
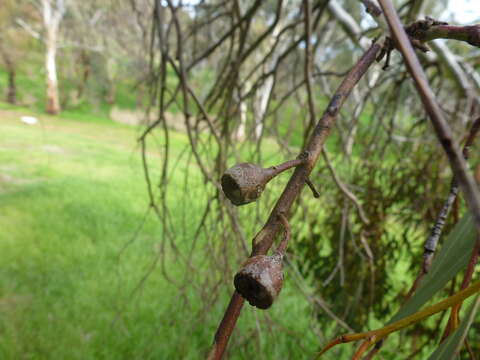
[390,213,476,323]
[427,294,480,360]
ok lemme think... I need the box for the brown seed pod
[234,213,291,309]
[234,254,284,309]
[221,163,270,206]
[221,159,303,206]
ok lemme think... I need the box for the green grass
[0,107,171,358]
[0,105,322,359]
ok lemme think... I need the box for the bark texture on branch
[412,24,480,47]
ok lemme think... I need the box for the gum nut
[221,163,267,205]
[234,255,284,309]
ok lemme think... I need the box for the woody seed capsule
[221,159,303,206]
[234,254,284,309]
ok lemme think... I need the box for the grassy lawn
[0,105,321,359]
[0,104,210,358]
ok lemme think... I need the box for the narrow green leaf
[390,213,476,323]
[427,294,480,360]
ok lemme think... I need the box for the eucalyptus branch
[207,41,382,360]
[406,21,480,47]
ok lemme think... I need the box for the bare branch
[321,149,370,225]
[328,1,370,49]
[410,23,480,47]
[15,18,43,41]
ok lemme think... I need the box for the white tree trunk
[42,0,65,115]
[236,99,247,141]
[254,75,274,140]
[45,29,60,114]
[234,80,252,141]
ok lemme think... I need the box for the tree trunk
[45,29,60,114]
[234,81,251,141]
[105,81,116,104]
[42,0,65,115]
[0,43,17,104]
[6,68,16,104]
[236,98,247,141]
[76,50,90,101]
[105,57,117,104]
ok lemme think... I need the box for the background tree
[41,0,66,114]
[0,0,32,104]
[12,0,152,115]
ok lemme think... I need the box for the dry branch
[208,41,383,360]
[408,23,480,48]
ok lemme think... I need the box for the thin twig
[321,149,370,224]
[285,257,354,332]
[306,178,321,198]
